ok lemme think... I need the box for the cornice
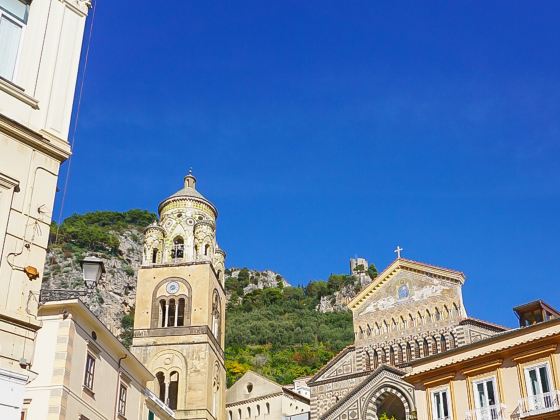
[0,114,71,162]
[0,78,39,109]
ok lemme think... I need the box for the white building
[0,0,90,417]
[227,371,310,420]
[24,299,174,420]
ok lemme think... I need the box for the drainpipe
[113,354,128,419]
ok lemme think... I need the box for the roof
[513,300,560,318]
[404,317,560,379]
[158,172,217,216]
[38,299,153,383]
[307,345,355,385]
[459,317,509,332]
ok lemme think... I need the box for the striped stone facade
[309,258,507,420]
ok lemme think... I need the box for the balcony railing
[466,404,506,420]
[518,391,560,417]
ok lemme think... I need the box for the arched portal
[377,392,406,419]
[363,386,413,420]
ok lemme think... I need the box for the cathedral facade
[309,258,507,420]
[132,172,226,420]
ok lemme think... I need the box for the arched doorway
[364,386,412,420]
[377,392,406,419]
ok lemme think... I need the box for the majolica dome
[157,170,217,217]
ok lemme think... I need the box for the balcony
[466,404,506,420]
[518,391,560,418]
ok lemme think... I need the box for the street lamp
[40,255,106,303]
[80,256,105,290]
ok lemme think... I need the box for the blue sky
[58,1,560,327]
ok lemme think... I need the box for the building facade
[309,258,507,420]
[405,300,560,420]
[132,172,227,420]
[24,299,174,420]
[226,371,310,420]
[0,0,89,416]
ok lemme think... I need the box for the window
[266,402,270,414]
[0,0,28,81]
[372,350,379,369]
[148,411,155,420]
[228,411,232,420]
[406,343,412,361]
[177,298,185,326]
[168,371,179,410]
[423,338,430,357]
[171,236,184,260]
[152,248,158,264]
[432,337,439,355]
[83,353,96,390]
[431,388,451,420]
[117,383,127,417]
[156,372,165,402]
[524,364,553,411]
[389,347,395,365]
[472,377,497,415]
[440,334,448,352]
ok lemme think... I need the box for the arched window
[204,243,211,256]
[266,403,270,414]
[389,347,395,365]
[364,350,371,370]
[444,305,450,319]
[415,340,421,358]
[380,348,387,364]
[367,324,372,336]
[238,409,242,419]
[432,336,438,354]
[449,332,456,349]
[156,372,165,402]
[401,315,406,329]
[212,291,221,341]
[159,299,166,327]
[397,345,404,364]
[373,350,379,369]
[171,237,184,260]
[257,405,261,416]
[247,407,251,417]
[435,308,441,321]
[152,248,158,264]
[169,371,179,410]
[426,309,432,323]
[168,299,176,327]
[453,302,460,318]
[440,334,448,352]
[406,342,412,361]
[229,411,233,420]
[423,338,430,356]
[177,298,186,326]
[392,318,397,330]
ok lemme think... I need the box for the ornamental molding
[0,115,71,162]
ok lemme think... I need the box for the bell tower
[132,172,226,420]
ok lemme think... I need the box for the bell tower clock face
[166,281,179,294]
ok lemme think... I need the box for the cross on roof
[394,246,403,259]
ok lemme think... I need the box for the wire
[55,0,98,244]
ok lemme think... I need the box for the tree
[367,263,378,279]
[378,414,396,420]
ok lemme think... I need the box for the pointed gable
[348,258,465,314]
[226,371,283,404]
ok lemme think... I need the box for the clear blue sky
[57,1,560,327]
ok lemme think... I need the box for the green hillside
[225,276,355,386]
[46,211,357,387]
